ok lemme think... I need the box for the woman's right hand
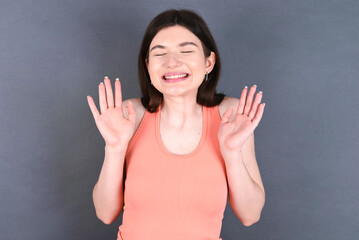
[87,77,136,149]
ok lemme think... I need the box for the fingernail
[116,78,119,81]
[100,82,104,85]
[263,103,266,106]
[245,86,248,88]
[253,85,257,88]
[104,76,108,79]
[259,91,263,94]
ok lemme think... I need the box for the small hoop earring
[205,72,208,81]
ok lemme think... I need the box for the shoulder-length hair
[138,9,225,113]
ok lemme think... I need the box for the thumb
[126,101,136,123]
[221,107,233,124]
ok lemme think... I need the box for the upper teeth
[164,74,188,79]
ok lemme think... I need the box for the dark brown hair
[138,9,225,112]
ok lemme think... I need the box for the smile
[162,72,190,83]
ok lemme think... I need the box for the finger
[99,82,107,114]
[104,76,114,108]
[248,91,263,120]
[115,78,123,110]
[243,85,257,115]
[252,103,265,124]
[236,86,248,115]
[221,107,234,124]
[126,101,136,123]
[87,95,100,120]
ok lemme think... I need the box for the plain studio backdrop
[1,0,358,239]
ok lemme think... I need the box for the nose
[164,52,181,68]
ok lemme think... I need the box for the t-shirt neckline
[155,104,208,159]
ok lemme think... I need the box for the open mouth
[162,73,190,82]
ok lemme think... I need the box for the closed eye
[154,53,166,56]
[181,51,193,53]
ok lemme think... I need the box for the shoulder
[218,96,240,121]
[122,98,146,132]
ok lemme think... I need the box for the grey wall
[1,0,358,239]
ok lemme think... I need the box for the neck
[160,95,202,127]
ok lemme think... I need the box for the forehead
[149,25,202,48]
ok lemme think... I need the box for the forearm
[224,150,265,226]
[92,144,127,224]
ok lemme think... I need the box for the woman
[87,9,266,240]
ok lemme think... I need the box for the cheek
[187,55,206,69]
[147,63,159,76]
[147,57,163,69]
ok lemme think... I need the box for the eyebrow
[150,41,199,52]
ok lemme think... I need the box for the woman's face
[146,25,215,97]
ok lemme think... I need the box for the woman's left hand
[218,85,265,157]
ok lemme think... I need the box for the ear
[145,58,148,69]
[205,52,216,74]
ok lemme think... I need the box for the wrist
[105,143,128,153]
[221,146,243,162]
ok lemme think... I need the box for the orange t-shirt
[118,104,228,240]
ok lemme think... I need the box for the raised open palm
[218,85,265,152]
[87,77,136,148]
